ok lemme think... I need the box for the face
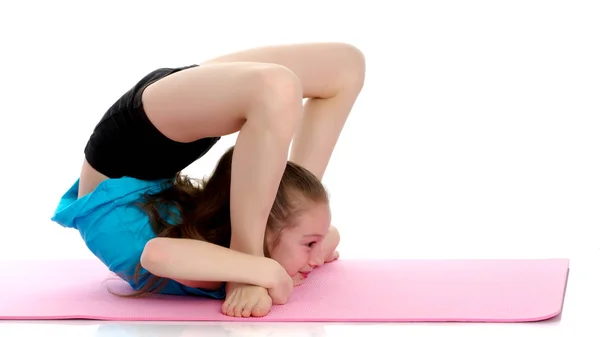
[267,201,331,284]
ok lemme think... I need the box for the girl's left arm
[322,226,341,263]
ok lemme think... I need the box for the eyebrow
[303,234,324,238]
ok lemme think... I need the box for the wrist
[261,258,285,289]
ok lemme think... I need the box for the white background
[1,0,598,336]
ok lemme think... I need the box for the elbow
[140,238,171,275]
[338,43,366,92]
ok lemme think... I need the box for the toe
[234,303,245,318]
[241,305,252,318]
[225,298,237,317]
[251,297,272,317]
[251,306,269,317]
[227,305,236,317]
[221,299,230,315]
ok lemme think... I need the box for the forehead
[293,202,331,234]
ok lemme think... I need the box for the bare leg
[290,87,364,180]
[228,74,303,256]
[144,62,302,255]
[142,62,303,316]
[201,42,366,179]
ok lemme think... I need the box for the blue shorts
[51,176,226,300]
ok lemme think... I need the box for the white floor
[0,316,593,337]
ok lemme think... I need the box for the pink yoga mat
[0,258,568,322]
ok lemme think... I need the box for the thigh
[84,65,223,181]
[141,62,301,143]
[200,42,366,99]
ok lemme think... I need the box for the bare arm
[322,226,341,263]
[140,237,281,289]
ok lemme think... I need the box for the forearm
[140,237,277,289]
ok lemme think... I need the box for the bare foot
[222,283,273,318]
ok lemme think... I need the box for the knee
[250,65,303,132]
[337,43,366,91]
[255,64,303,110]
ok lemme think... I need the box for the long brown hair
[123,145,328,297]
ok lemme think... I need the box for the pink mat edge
[0,258,570,323]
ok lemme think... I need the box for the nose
[309,248,324,268]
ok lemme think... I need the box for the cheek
[295,247,313,268]
[273,245,310,273]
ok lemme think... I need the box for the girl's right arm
[140,237,284,289]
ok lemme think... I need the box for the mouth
[298,271,311,278]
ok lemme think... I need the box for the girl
[51,42,366,318]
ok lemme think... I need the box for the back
[52,176,225,299]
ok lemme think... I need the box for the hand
[324,250,340,263]
[222,283,273,318]
[322,226,341,263]
[266,259,293,304]
[292,272,306,286]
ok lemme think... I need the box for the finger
[325,250,340,263]
[293,274,305,286]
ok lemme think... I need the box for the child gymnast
[52,42,366,318]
